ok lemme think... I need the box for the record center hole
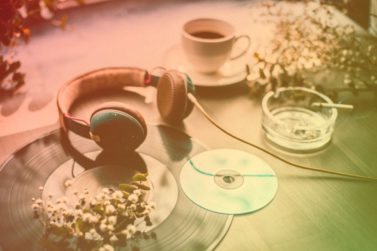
[223,175,235,184]
[214,169,244,190]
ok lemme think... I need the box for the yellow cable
[187,93,377,182]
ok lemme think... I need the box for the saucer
[162,44,250,87]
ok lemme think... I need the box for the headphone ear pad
[90,108,146,152]
[157,70,192,122]
[181,73,195,118]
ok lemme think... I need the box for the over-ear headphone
[57,67,195,152]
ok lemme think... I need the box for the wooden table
[1,1,377,250]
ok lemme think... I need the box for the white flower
[109,234,118,243]
[107,224,115,231]
[112,191,123,200]
[142,202,156,215]
[39,0,53,19]
[108,216,117,225]
[121,229,129,237]
[148,202,156,209]
[101,188,111,195]
[56,203,68,212]
[64,208,74,216]
[90,215,99,223]
[133,189,142,196]
[99,223,107,232]
[64,179,73,187]
[84,228,104,241]
[95,192,106,201]
[31,203,39,210]
[35,199,43,205]
[82,213,99,223]
[90,199,97,206]
[75,209,83,216]
[344,78,352,85]
[99,244,114,251]
[105,205,116,214]
[126,224,136,235]
[84,232,93,240]
[82,213,93,222]
[142,209,150,215]
[32,183,155,248]
[128,194,138,203]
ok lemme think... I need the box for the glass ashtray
[261,87,338,152]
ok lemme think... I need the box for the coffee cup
[181,18,250,74]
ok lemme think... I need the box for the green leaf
[119,184,138,193]
[132,172,148,182]
[50,226,70,237]
[75,218,84,234]
[131,182,150,191]
[92,204,104,214]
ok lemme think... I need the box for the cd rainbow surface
[180,149,278,215]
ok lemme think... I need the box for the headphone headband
[57,66,195,152]
[57,67,149,137]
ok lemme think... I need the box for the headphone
[57,67,195,152]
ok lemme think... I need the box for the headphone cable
[187,93,377,182]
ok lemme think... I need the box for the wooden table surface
[1,1,377,251]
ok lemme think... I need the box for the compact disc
[180,149,278,215]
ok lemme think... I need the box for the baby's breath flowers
[247,0,377,99]
[31,172,156,251]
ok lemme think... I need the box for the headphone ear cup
[90,104,147,152]
[181,73,195,118]
[157,70,193,122]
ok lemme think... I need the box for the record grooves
[0,125,232,251]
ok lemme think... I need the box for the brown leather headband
[57,67,148,136]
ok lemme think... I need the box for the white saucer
[162,44,250,87]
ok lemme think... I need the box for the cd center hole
[223,175,235,184]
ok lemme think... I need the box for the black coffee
[190,31,225,39]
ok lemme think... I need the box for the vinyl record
[180,149,278,215]
[0,125,232,251]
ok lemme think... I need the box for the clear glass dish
[261,87,338,152]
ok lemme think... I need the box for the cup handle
[230,35,251,60]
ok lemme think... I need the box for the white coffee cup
[181,18,250,73]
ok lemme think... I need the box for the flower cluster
[0,0,83,95]
[32,172,156,251]
[247,0,377,99]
